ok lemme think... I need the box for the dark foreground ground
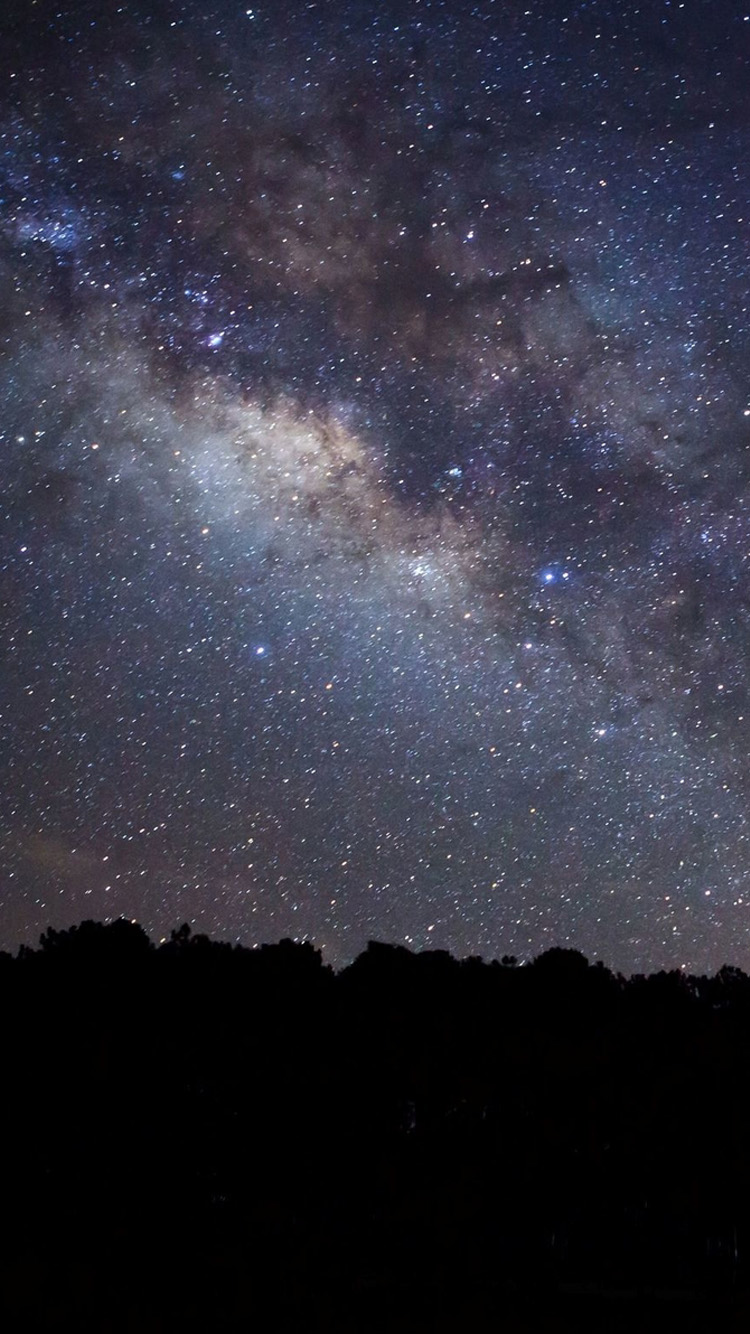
[4,1261,750,1333]
[4,921,750,1330]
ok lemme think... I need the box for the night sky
[2,0,750,972]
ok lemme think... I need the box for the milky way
[2,0,750,971]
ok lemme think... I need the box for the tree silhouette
[1,919,750,1329]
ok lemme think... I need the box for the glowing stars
[539,565,572,587]
[253,644,269,657]
[206,331,226,349]
[446,465,463,479]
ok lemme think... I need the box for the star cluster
[2,0,750,971]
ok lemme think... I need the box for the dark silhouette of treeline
[4,920,750,1331]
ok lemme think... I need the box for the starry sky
[2,0,750,972]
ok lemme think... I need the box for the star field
[2,0,750,971]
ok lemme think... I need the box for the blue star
[539,565,572,587]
